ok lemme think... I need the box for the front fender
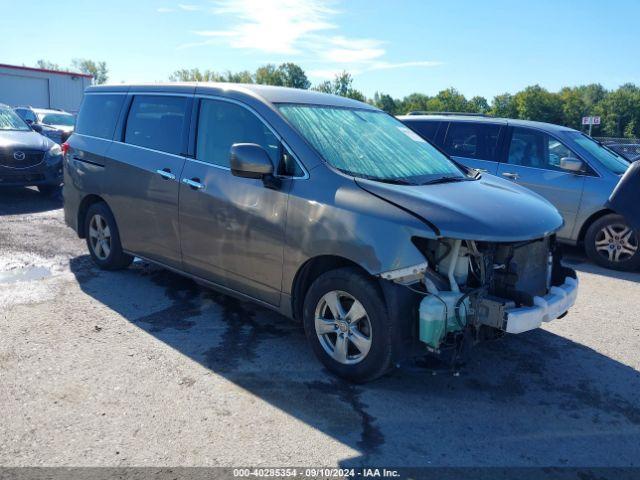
[282,170,432,294]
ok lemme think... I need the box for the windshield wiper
[374,177,417,185]
[419,176,470,185]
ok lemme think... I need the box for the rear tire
[302,267,394,383]
[584,213,640,271]
[84,202,133,270]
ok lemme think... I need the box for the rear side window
[405,121,441,142]
[75,94,125,139]
[443,122,502,161]
[124,95,187,155]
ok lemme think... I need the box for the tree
[168,68,223,82]
[313,71,365,101]
[72,58,108,84]
[514,85,564,124]
[432,88,468,112]
[36,59,62,71]
[490,93,517,118]
[468,96,490,114]
[254,64,284,86]
[277,63,310,89]
[373,92,398,114]
[596,83,640,137]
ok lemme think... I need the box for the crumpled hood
[356,174,564,242]
[0,130,52,152]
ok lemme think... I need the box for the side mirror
[31,123,43,133]
[230,143,275,179]
[560,157,584,173]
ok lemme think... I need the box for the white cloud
[177,0,441,76]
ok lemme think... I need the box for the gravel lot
[1,187,639,468]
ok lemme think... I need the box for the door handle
[502,172,519,180]
[156,168,176,180]
[182,177,205,190]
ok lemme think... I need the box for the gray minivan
[399,114,637,271]
[63,84,578,382]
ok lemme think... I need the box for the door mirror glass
[230,143,274,179]
[560,157,584,172]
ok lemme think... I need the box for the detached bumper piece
[475,276,579,334]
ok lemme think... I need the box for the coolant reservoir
[419,292,469,349]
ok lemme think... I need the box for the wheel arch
[290,255,375,322]
[77,194,108,238]
[577,208,616,244]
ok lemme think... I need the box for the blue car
[400,114,636,271]
[0,103,63,195]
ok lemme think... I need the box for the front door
[179,98,291,306]
[496,127,585,240]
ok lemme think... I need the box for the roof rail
[406,111,492,117]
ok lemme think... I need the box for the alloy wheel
[88,214,112,260]
[594,222,638,263]
[314,290,372,365]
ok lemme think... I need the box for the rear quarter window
[443,122,502,161]
[404,120,441,142]
[75,94,126,140]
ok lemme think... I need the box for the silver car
[63,84,578,382]
[400,114,637,271]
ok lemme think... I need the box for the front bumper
[0,161,63,187]
[504,276,579,334]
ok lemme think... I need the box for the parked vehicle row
[399,114,639,271]
[63,84,580,382]
[0,103,64,195]
[14,106,75,145]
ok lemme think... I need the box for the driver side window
[196,99,303,177]
[507,128,574,171]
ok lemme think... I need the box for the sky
[2,0,639,100]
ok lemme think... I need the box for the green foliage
[312,71,366,101]
[169,62,310,89]
[166,62,639,137]
[514,85,564,124]
[35,59,108,84]
[36,59,62,71]
[490,93,517,118]
[71,58,108,84]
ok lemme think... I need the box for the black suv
[0,103,63,195]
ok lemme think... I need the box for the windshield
[38,113,75,127]
[277,105,464,184]
[0,107,31,131]
[565,132,630,175]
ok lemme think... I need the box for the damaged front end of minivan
[378,234,578,360]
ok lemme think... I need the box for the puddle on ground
[0,266,53,284]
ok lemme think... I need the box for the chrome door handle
[156,169,176,180]
[502,172,519,180]
[182,177,205,190]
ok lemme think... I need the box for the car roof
[85,82,378,110]
[32,108,71,114]
[397,113,577,133]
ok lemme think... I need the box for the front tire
[302,267,394,383]
[84,202,133,270]
[585,213,640,271]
